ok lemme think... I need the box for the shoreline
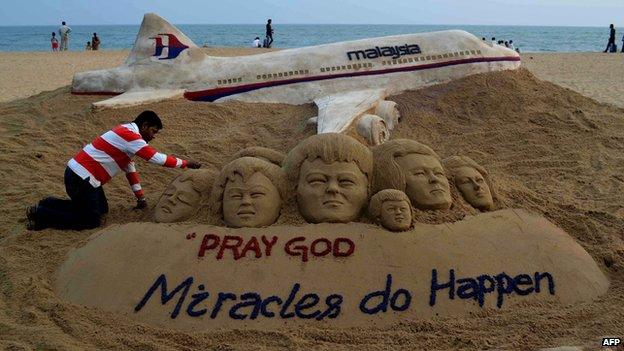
[1,50,623,108]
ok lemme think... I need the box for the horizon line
[0,23,613,28]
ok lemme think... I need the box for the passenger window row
[381,50,482,66]
[320,62,373,73]
[256,70,310,80]
[217,77,242,85]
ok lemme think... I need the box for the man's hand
[187,160,202,169]
[135,198,148,210]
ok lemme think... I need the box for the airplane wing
[314,89,387,134]
[92,89,186,109]
[313,89,400,146]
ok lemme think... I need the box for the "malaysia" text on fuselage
[346,44,422,61]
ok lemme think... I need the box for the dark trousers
[604,39,615,52]
[266,34,273,48]
[35,167,108,230]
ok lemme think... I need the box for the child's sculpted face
[380,200,412,232]
[222,172,281,228]
[154,178,201,223]
[297,158,368,223]
[396,154,452,210]
[454,166,493,211]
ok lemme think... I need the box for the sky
[1,0,623,27]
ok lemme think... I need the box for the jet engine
[374,101,401,131]
[356,114,389,146]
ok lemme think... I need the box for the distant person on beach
[621,34,624,53]
[509,40,515,51]
[266,19,274,48]
[604,24,616,53]
[491,37,496,45]
[25,111,202,231]
[504,41,509,48]
[59,21,71,51]
[91,33,100,50]
[85,41,92,50]
[50,32,59,52]
[252,36,261,48]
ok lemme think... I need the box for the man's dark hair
[62,21,66,25]
[134,110,163,129]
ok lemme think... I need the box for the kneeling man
[27,110,201,230]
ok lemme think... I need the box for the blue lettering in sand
[134,274,343,321]
[429,269,555,308]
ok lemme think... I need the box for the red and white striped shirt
[68,122,187,199]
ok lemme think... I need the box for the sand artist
[373,139,452,211]
[283,133,372,223]
[26,110,201,230]
[211,157,289,228]
[153,169,216,223]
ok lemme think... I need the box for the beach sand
[522,53,624,108]
[0,49,623,350]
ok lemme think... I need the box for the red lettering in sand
[240,237,261,259]
[217,235,244,260]
[197,234,220,258]
[284,237,356,262]
[196,234,280,260]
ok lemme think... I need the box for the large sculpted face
[396,154,452,210]
[380,200,412,232]
[454,166,493,211]
[297,158,368,223]
[223,172,281,228]
[154,177,202,223]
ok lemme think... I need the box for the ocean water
[0,24,618,53]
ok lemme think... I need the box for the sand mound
[1,68,623,349]
[56,209,608,330]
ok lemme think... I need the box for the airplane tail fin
[126,13,198,65]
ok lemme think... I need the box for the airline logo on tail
[151,34,189,60]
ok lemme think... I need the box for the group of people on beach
[482,37,519,53]
[252,19,274,48]
[50,20,101,52]
[50,21,71,52]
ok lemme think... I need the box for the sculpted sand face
[380,200,412,231]
[154,177,202,223]
[454,166,493,211]
[396,154,452,210]
[223,172,281,228]
[443,155,495,212]
[368,189,414,231]
[297,159,368,223]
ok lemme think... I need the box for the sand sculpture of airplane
[72,13,521,145]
